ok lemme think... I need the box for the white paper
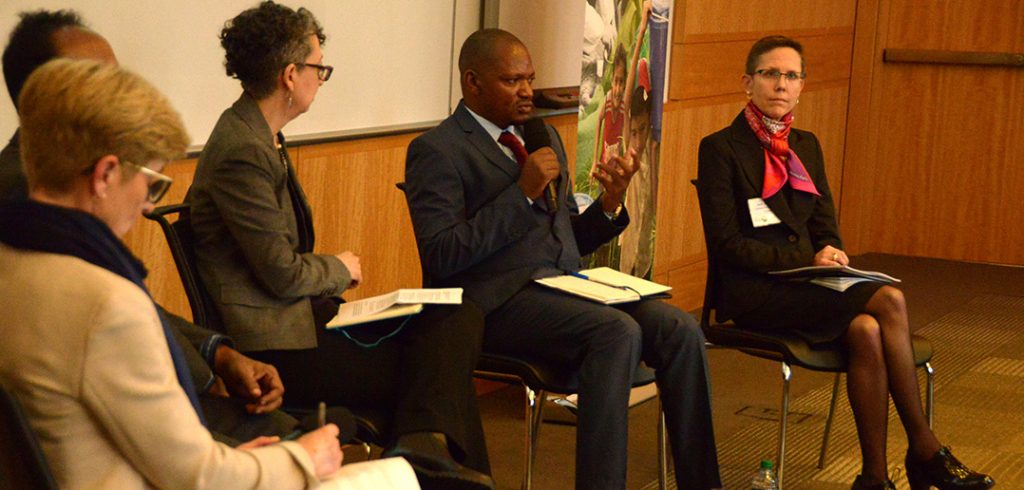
[331,288,462,325]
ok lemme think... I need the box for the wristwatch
[604,202,623,221]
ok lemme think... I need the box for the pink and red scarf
[742,100,820,199]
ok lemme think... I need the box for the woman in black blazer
[697,36,992,490]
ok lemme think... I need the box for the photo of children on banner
[576,0,669,277]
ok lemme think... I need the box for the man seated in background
[0,8,311,445]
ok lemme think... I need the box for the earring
[745,91,752,96]
[796,98,800,104]
[287,91,293,109]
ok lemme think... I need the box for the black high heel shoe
[851,474,896,489]
[905,447,994,490]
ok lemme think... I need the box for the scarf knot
[743,101,820,199]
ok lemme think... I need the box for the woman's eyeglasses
[125,161,173,203]
[297,62,334,82]
[753,69,806,82]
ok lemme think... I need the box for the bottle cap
[760,459,773,469]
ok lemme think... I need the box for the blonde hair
[18,58,190,192]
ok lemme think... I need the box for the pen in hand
[318,401,326,428]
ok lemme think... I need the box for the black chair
[476,355,668,490]
[144,204,389,451]
[395,182,667,490]
[0,386,58,490]
[691,180,934,488]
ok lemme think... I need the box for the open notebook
[535,267,671,305]
[326,288,462,328]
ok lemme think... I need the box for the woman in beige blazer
[0,58,344,489]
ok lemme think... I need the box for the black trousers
[201,395,300,446]
[249,299,489,473]
[485,285,721,490]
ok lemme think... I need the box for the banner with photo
[576,0,670,278]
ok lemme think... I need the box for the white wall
[497,0,585,90]
[0,0,480,147]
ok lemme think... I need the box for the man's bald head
[458,28,525,77]
[2,9,116,110]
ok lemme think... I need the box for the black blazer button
[787,234,798,243]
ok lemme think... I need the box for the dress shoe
[905,447,994,490]
[382,432,495,490]
[851,474,896,489]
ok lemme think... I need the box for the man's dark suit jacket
[0,131,27,201]
[0,132,227,391]
[186,93,350,352]
[405,102,628,313]
[696,112,842,322]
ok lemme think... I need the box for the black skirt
[732,279,885,346]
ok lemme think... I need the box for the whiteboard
[496,0,585,90]
[0,1,477,147]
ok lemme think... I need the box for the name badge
[747,198,781,228]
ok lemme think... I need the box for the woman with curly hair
[185,3,493,489]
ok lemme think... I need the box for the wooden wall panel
[297,134,423,301]
[886,0,1024,51]
[671,32,853,101]
[841,0,1024,265]
[678,1,855,39]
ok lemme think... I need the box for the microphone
[522,118,558,215]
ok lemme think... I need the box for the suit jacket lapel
[454,103,520,179]
[728,113,801,233]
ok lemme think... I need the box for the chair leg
[657,397,668,490]
[523,386,545,490]
[817,373,842,469]
[777,362,792,490]
[925,362,935,428]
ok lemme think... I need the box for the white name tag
[747,198,781,227]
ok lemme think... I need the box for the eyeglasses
[125,161,173,203]
[297,62,333,82]
[753,69,806,82]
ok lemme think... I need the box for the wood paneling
[678,1,855,40]
[841,0,1024,265]
[886,0,1024,52]
[297,133,422,301]
[671,32,853,100]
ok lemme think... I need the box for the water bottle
[751,459,777,490]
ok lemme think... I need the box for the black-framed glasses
[298,62,333,82]
[125,161,173,203]
[753,69,806,82]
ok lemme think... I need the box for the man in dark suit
[404,29,721,490]
[0,8,301,445]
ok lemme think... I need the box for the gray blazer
[405,102,627,314]
[186,93,350,351]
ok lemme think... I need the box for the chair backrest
[689,179,721,329]
[145,203,223,331]
[0,386,58,490]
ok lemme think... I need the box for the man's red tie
[498,131,529,167]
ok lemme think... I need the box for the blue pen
[570,271,589,280]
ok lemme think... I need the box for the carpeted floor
[474,254,1024,489]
